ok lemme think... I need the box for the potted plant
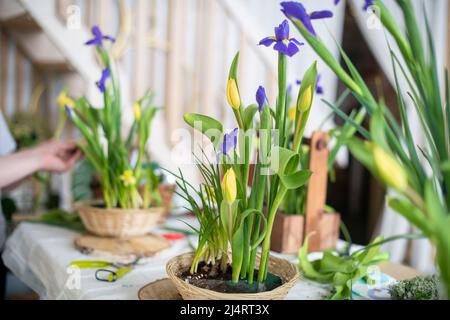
[166,19,323,299]
[64,26,165,238]
[271,131,341,254]
[282,0,450,297]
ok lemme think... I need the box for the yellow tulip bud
[297,86,313,112]
[288,106,296,121]
[134,103,141,121]
[57,91,75,109]
[221,168,237,204]
[226,78,241,110]
[373,145,408,192]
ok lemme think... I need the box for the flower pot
[270,211,340,254]
[76,201,164,238]
[270,212,304,254]
[166,252,299,300]
[269,131,340,253]
[157,184,176,221]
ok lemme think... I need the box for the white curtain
[349,0,449,273]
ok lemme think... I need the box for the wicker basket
[76,202,164,238]
[166,252,299,300]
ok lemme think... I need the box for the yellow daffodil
[57,91,75,109]
[288,105,297,121]
[373,145,408,192]
[120,169,137,187]
[222,168,237,204]
[297,85,313,112]
[134,102,141,121]
[226,78,241,110]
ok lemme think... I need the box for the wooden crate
[270,131,340,254]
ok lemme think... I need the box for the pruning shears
[70,257,141,282]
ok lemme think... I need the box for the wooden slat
[98,0,109,32]
[305,131,330,252]
[190,0,204,115]
[0,29,8,114]
[15,48,24,111]
[55,0,76,25]
[200,0,216,116]
[84,0,94,27]
[148,0,157,89]
[237,32,247,101]
[379,262,422,281]
[165,0,183,142]
[132,0,149,101]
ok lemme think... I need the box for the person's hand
[32,140,83,173]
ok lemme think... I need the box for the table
[1,217,419,300]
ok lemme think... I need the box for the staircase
[0,0,100,97]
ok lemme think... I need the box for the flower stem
[277,54,287,147]
[257,185,287,283]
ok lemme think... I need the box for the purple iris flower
[296,74,324,95]
[256,86,268,112]
[96,68,110,93]
[334,0,341,5]
[221,128,238,155]
[65,105,73,117]
[259,20,304,57]
[363,0,374,11]
[85,26,115,47]
[280,2,333,36]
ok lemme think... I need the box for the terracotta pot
[270,213,305,254]
[76,201,164,238]
[270,211,340,254]
[166,252,299,300]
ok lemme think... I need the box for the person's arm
[0,140,82,189]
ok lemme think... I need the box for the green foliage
[288,0,450,297]
[179,48,316,285]
[66,46,159,209]
[298,235,389,300]
[389,275,440,300]
[30,209,86,233]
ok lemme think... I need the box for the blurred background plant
[2,90,64,214]
[284,0,450,297]
[65,26,160,209]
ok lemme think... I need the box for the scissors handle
[70,260,112,268]
[95,266,132,282]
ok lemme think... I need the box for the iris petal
[256,86,268,112]
[290,38,304,46]
[274,20,290,41]
[96,68,110,93]
[286,42,299,57]
[273,41,290,56]
[309,10,333,20]
[85,39,101,46]
[259,37,276,47]
[363,0,374,11]
[221,128,239,154]
[85,25,115,47]
[280,1,316,36]
[92,26,102,38]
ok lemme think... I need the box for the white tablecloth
[2,217,333,300]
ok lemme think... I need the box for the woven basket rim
[166,252,299,299]
[74,201,165,214]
